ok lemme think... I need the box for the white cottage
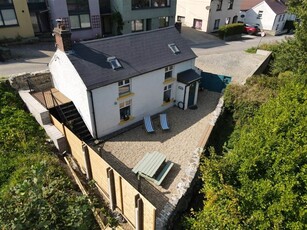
[240,0,296,35]
[49,25,201,139]
[176,0,242,32]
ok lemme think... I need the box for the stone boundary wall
[8,70,52,91]
[157,96,224,229]
[56,119,156,229]
[243,50,272,85]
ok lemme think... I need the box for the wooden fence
[52,116,156,230]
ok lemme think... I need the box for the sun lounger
[159,113,170,131]
[144,115,154,133]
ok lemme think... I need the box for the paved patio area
[101,90,221,202]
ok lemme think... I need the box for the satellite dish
[205,6,210,10]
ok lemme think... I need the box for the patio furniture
[144,115,154,133]
[132,151,174,186]
[159,113,170,131]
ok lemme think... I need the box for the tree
[186,73,307,229]
[0,160,99,229]
[0,81,99,229]
[183,0,307,228]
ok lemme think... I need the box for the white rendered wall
[176,0,241,32]
[207,0,242,32]
[176,0,211,31]
[49,50,94,136]
[245,2,276,31]
[175,82,186,109]
[92,60,194,137]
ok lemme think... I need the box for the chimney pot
[53,20,72,52]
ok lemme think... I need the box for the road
[191,34,293,55]
[0,28,292,77]
[0,42,55,77]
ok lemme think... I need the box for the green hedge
[218,23,244,39]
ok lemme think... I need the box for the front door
[188,82,196,107]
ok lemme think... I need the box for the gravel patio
[101,90,221,201]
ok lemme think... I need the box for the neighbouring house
[27,0,50,36]
[49,24,201,139]
[176,0,242,32]
[0,0,34,40]
[111,0,176,34]
[240,0,296,35]
[47,0,102,41]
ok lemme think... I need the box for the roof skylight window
[107,57,122,70]
[168,43,180,54]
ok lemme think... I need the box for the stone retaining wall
[9,70,52,91]
[157,96,224,229]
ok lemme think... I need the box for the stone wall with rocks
[9,70,52,91]
[156,96,224,229]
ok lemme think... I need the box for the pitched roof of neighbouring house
[241,0,263,11]
[68,27,197,90]
[241,0,287,14]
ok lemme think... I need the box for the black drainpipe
[182,83,189,110]
[89,90,98,139]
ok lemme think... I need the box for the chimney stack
[53,19,72,52]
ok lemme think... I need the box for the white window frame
[108,57,122,70]
[119,99,132,120]
[164,65,173,80]
[118,79,131,96]
[168,43,180,54]
[163,84,172,102]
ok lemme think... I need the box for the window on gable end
[107,57,122,70]
[257,10,263,19]
[168,43,180,54]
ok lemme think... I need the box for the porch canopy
[177,69,201,85]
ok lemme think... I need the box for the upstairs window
[108,57,122,70]
[228,0,233,9]
[67,0,91,29]
[217,0,223,11]
[168,43,180,54]
[165,66,173,80]
[257,10,263,19]
[118,79,130,96]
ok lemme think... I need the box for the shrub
[218,23,244,39]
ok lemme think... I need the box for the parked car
[244,24,260,35]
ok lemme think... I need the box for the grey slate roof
[177,69,201,85]
[68,27,197,90]
[241,0,287,14]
